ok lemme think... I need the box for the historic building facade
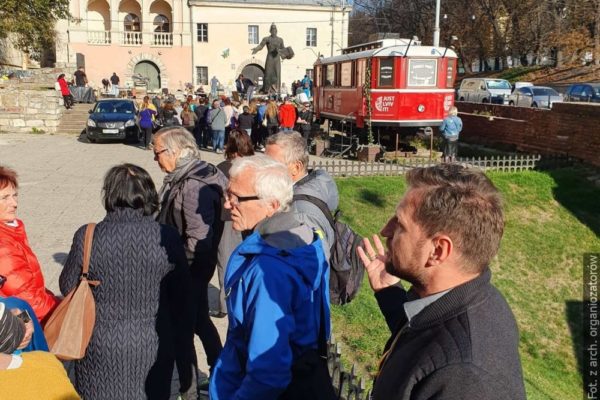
[53,0,349,93]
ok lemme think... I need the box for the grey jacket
[157,160,228,280]
[209,107,228,131]
[292,169,339,261]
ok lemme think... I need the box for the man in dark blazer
[357,164,526,400]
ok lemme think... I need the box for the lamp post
[433,0,441,47]
[318,0,341,56]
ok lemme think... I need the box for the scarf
[158,155,199,208]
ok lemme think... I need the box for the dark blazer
[372,268,526,400]
[60,207,194,400]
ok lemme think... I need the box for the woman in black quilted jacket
[59,164,195,400]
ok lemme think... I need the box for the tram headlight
[417,105,426,113]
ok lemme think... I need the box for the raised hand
[357,235,400,292]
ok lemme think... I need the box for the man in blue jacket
[209,155,333,399]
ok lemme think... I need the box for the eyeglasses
[153,148,168,158]
[225,191,260,207]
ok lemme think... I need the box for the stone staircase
[56,103,93,135]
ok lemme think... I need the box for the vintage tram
[313,38,458,148]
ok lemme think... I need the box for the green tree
[0,0,70,61]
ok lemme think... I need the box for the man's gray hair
[230,155,293,212]
[155,127,200,159]
[265,132,309,172]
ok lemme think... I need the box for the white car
[457,78,512,104]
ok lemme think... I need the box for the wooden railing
[308,154,558,177]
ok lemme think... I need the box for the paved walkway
[0,132,233,378]
[0,131,362,383]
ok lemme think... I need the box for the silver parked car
[508,86,563,108]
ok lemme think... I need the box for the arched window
[154,14,170,32]
[124,13,140,32]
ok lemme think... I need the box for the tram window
[356,59,365,87]
[378,58,394,87]
[408,59,437,87]
[325,64,335,86]
[341,61,352,87]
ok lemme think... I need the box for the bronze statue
[252,24,294,93]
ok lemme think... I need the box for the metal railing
[151,32,173,46]
[327,336,370,400]
[121,31,142,45]
[87,31,111,45]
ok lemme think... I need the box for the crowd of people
[139,93,315,155]
[0,112,524,398]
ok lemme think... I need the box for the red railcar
[313,38,458,142]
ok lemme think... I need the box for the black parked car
[86,99,142,143]
[564,83,600,103]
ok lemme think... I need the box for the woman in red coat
[0,166,59,323]
[56,73,73,109]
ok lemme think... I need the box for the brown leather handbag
[44,223,100,360]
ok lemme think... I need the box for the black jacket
[373,268,526,400]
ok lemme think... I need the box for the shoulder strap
[318,287,327,358]
[82,223,96,278]
[292,194,335,231]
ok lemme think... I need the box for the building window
[196,66,208,85]
[124,13,140,32]
[306,28,317,47]
[248,25,259,45]
[154,15,170,32]
[197,23,208,42]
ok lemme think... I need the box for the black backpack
[293,194,364,305]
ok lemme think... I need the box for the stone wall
[0,86,64,134]
[457,102,600,167]
[0,67,72,134]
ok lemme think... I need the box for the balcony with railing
[87,31,111,45]
[121,31,143,46]
[152,32,173,47]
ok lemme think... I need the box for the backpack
[293,194,364,305]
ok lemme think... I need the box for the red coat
[278,103,297,128]
[57,78,70,96]
[0,220,58,322]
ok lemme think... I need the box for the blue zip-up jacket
[439,115,462,140]
[210,212,331,400]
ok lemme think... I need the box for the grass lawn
[331,167,600,400]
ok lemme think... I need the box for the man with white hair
[209,155,334,400]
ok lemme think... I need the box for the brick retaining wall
[457,102,600,167]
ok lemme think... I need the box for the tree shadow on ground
[565,301,583,378]
[359,189,386,208]
[547,167,600,238]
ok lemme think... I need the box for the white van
[457,78,512,104]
